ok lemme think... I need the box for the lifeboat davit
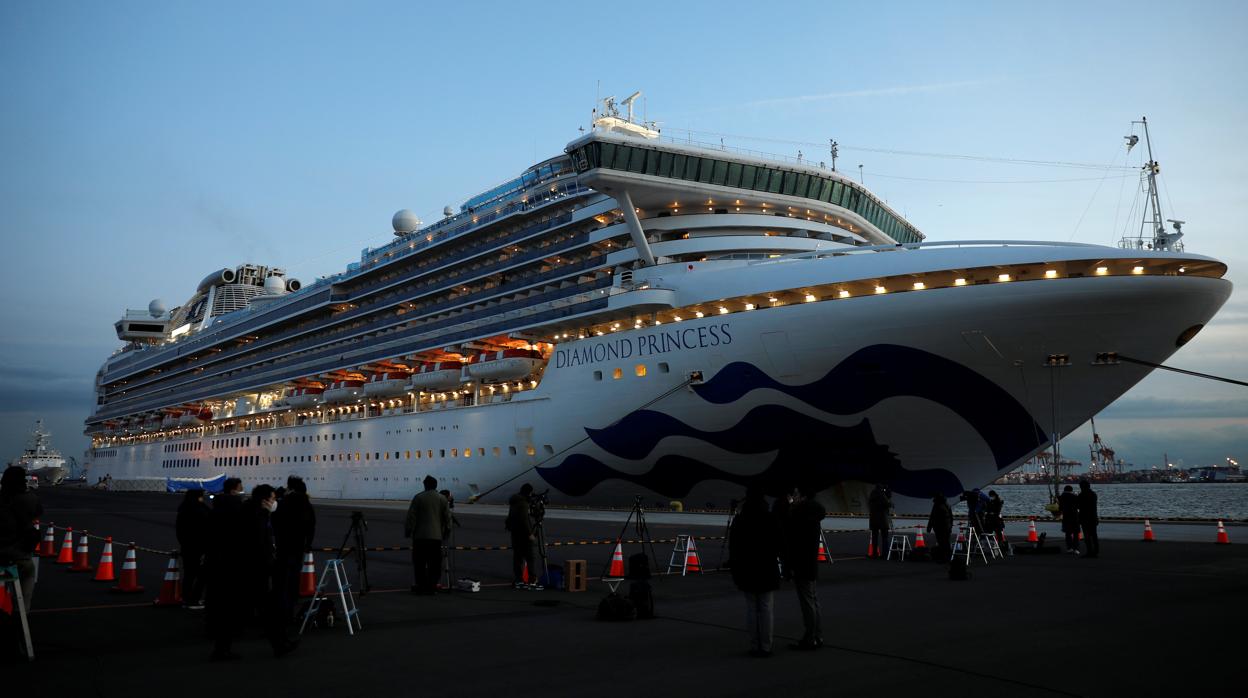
[466,349,544,382]
[323,379,366,404]
[364,370,413,398]
[407,361,464,391]
[180,407,214,426]
[161,410,182,429]
[285,386,324,409]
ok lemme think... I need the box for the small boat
[364,370,413,398]
[408,361,464,391]
[285,385,324,408]
[466,349,544,382]
[323,379,366,404]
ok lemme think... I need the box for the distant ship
[11,420,68,486]
[83,100,1231,513]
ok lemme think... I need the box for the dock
[7,488,1244,696]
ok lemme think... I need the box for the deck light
[875,286,887,294]
[744,303,755,310]
[913,282,925,290]
[718,307,729,314]
[998,274,1011,282]
[673,316,682,322]
[954,278,967,286]
[1096,267,1109,275]
[1045,270,1058,279]
[838,290,850,299]
[1132,266,1144,274]
[804,294,816,302]
[694,311,704,318]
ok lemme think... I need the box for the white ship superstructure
[12,420,68,486]
[84,99,1231,513]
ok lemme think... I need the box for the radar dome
[443,205,454,218]
[263,275,286,295]
[148,299,166,318]
[392,209,422,235]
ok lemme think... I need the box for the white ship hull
[85,269,1230,513]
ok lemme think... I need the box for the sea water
[986,483,1247,521]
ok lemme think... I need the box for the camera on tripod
[528,489,550,523]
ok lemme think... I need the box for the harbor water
[987,482,1248,521]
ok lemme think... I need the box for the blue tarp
[166,474,226,494]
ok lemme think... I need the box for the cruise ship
[83,98,1232,513]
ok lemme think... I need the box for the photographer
[0,465,43,613]
[506,484,538,589]
[405,475,451,595]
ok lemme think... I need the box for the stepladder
[962,526,990,566]
[887,532,912,560]
[0,565,33,661]
[666,534,702,576]
[299,559,362,636]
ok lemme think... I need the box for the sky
[1,0,1244,471]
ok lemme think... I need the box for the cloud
[1092,421,1247,467]
[1101,396,1248,419]
[744,80,992,109]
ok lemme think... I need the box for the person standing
[927,493,953,562]
[0,466,43,612]
[984,490,1005,544]
[272,476,316,619]
[206,477,247,660]
[729,488,782,658]
[1058,485,1081,555]
[867,484,891,559]
[405,476,451,594]
[1077,479,1099,558]
[176,489,212,610]
[506,484,537,589]
[786,485,827,651]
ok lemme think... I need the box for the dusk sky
[2,1,1244,470]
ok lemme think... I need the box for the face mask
[263,499,277,513]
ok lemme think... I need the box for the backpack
[628,581,655,619]
[949,556,970,581]
[596,592,636,621]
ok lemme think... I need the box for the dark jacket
[867,487,892,529]
[506,493,533,539]
[1077,489,1098,527]
[405,489,451,541]
[729,499,782,593]
[207,492,247,569]
[240,498,277,579]
[1058,491,1080,533]
[0,490,42,563]
[927,498,953,533]
[176,498,212,553]
[785,497,827,581]
[272,491,316,558]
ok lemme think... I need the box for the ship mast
[1123,117,1184,252]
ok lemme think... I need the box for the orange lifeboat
[285,385,324,409]
[407,361,464,391]
[364,369,413,398]
[323,378,366,404]
[466,349,544,382]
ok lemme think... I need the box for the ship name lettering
[554,323,732,369]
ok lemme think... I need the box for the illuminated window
[451,448,458,457]
[526,445,536,456]
[635,364,647,377]
[612,368,623,380]
[405,450,411,459]
[493,447,501,457]
[464,448,471,458]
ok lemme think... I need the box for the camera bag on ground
[626,553,651,580]
[596,592,636,621]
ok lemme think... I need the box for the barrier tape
[319,535,730,553]
[47,524,172,557]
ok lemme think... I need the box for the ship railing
[657,133,836,171]
[755,238,1112,264]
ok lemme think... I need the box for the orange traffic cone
[93,537,116,582]
[1142,520,1156,542]
[0,581,11,615]
[867,532,876,558]
[521,560,531,584]
[298,551,317,597]
[606,542,625,577]
[111,543,145,593]
[1027,518,1039,543]
[685,538,702,573]
[56,527,75,564]
[153,554,182,606]
[68,531,94,572]
[1216,520,1231,545]
[38,523,56,558]
[914,530,927,549]
[954,530,966,553]
[817,540,830,562]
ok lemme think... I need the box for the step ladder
[0,565,33,661]
[962,526,990,566]
[666,534,702,576]
[979,532,1004,559]
[299,559,362,636]
[886,533,912,561]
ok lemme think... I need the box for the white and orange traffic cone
[685,538,702,574]
[68,531,94,573]
[56,527,75,564]
[1216,520,1231,545]
[38,523,56,558]
[153,554,182,606]
[606,542,625,577]
[817,540,830,562]
[867,532,876,558]
[914,530,927,549]
[93,537,116,582]
[1142,520,1156,543]
[298,551,317,597]
[1027,518,1039,543]
[110,543,145,594]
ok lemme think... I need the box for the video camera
[528,488,550,523]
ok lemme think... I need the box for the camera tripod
[600,496,661,580]
[336,510,371,595]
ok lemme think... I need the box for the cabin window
[405,450,411,459]
[509,446,517,455]
[525,445,536,456]
[711,160,729,185]
[612,368,622,380]
[463,448,471,458]
[593,370,602,381]
[543,445,554,455]
[635,364,647,377]
[493,447,501,457]
[657,152,673,177]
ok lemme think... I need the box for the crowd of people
[727,485,827,658]
[174,475,314,661]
